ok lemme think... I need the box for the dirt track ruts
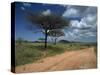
[16,47,97,73]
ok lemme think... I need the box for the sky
[15,2,97,42]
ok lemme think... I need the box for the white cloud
[21,7,25,10]
[70,20,81,28]
[65,6,97,29]
[73,29,79,33]
[59,5,97,42]
[42,9,51,15]
[23,3,31,7]
[62,6,97,42]
[82,14,97,25]
[62,5,97,18]
[84,32,96,37]
[63,8,79,18]
[21,3,31,11]
[69,16,97,37]
[83,7,97,16]
[86,15,96,22]
[70,20,92,29]
[62,5,89,18]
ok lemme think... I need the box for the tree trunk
[54,38,57,45]
[51,38,54,43]
[44,29,48,49]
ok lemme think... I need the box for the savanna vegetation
[15,41,96,66]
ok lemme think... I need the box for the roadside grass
[15,42,95,66]
[93,45,97,56]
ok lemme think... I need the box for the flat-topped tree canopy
[26,11,69,31]
[48,29,65,37]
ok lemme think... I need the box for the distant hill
[59,40,70,43]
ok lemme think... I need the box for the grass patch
[15,42,94,66]
[93,45,97,56]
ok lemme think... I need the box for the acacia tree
[27,12,69,49]
[48,29,65,45]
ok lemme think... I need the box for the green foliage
[48,29,65,45]
[48,29,65,37]
[27,13,69,30]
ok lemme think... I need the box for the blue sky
[15,2,97,42]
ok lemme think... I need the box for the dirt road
[15,47,97,73]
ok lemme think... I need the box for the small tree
[48,29,65,45]
[38,38,45,42]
